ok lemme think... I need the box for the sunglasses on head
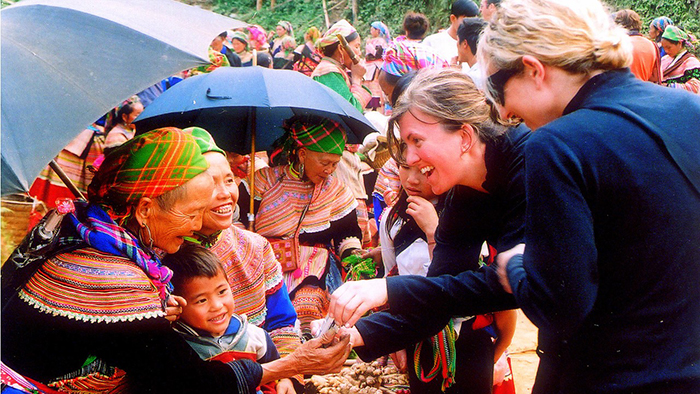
[487,68,520,106]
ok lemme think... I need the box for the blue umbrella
[1,0,246,196]
[134,66,378,154]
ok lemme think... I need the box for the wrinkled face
[300,148,342,185]
[661,38,681,57]
[232,39,247,53]
[398,163,437,200]
[200,152,238,235]
[398,108,465,195]
[276,26,287,37]
[150,173,214,254]
[179,270,235,337]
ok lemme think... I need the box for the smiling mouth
[420,165,435,176]
[212,204,232,215]
[209,313,228,323]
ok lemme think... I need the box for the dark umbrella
[1,0,247,196]
[134,65,378,227]
[134,66,377,153]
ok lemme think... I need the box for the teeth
[420,166,434,175]
[213,205,232,214]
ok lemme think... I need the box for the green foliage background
[213,0,699,45]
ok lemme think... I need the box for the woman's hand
[329,279,388,327]
[260,328,352,384]
[406,195,438,241]
[496,244,525,294]
[389,350,408,373]
[361,247,383,266]
[276,378,295,394]
[164,295,187,322]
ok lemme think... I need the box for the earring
[299,161,305,177]
[461,145,468,153]
[140,223,154,250]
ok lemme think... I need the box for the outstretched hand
[291,327,352,375]
[329,278,388,328]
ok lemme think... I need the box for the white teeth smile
[420,166,434,175]
[210,314,226,323]
[213,205,232,214]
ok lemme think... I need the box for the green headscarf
[183,127,225,157]
[88,127,209,221]
[288,117,346,155]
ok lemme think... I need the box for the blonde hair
[478,0,632,79]
[387,68,506,164]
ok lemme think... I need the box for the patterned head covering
[228,30,249,51]
[288,117,346,155]
[381,41,450,77]
[88,128,209,221]
[317,19,358,49]
[183,127,225,157]
[277,21,294,37]
[651,17,673,35]
[371,21,391,41]
[662,25,696,49]
[248,25,269,51]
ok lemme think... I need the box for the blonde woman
[330,0,700,393]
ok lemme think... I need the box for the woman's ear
[134,197,156,226]
[521,55,546,87]
[298,147,307,163]
[460,123,476,153]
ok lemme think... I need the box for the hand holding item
[329,278,388,327]
[496,243,525,294]
[389,349,408,373]
[164,295,186,322]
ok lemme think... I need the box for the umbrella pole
[248,110,256,231]
[49,160,86,200]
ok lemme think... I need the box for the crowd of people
[2,0,700,394]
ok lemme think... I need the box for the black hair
[162,243,225,294]
[457,18,487,55]
[451,0,479,18]
[486,0,501,7]
[218,31,228,39]
[390,70,418,105]
[403,12,430,40]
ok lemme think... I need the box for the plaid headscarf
[183,127,226,157]
[317,19,357,49]
[381,41,450,77]
[277,21,294,37]
[88,127,209,222]
[271,116,347,163]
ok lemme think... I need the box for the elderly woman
[312,20,371,112]
[660,26,700,93]
[1,128,351,393]
[184,128,305,390]
[239,115,362,339]
[330,0,700,392]
[271,21,297,69]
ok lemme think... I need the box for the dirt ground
[508,310,539,394]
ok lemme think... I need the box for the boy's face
[178,270,235,337]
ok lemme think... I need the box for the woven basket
[1,194,47,264]
[365,136,391,170]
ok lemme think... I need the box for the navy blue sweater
[373,70,700,393]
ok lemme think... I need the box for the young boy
[163,243,294,394]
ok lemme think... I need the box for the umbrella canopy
[134,66,378,154]
[1,0,246,195]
